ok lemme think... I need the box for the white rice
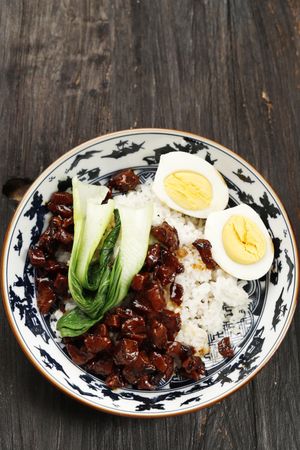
[115,182,250,354]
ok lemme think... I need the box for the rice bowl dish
[38,150,270,390]
[2,129,297,416]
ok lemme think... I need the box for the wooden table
[0,1,299,449]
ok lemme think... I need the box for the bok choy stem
[76,199,114,290]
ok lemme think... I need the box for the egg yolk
[222,215,266,264]
[164,171,212,210]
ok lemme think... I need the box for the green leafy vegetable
[83,210,122,318]
[57,210,122,335]
[76,198,114,289]
[103,254,122,314]
[88,209,121,290]
[57,307,98,337]
[66,178,110,315]
[103,203,153,311]
[69,177,109,290]
[57,178,153,337]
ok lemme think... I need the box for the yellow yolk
[164,171,212,210]
[222,215,266,265]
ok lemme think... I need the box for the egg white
[152,151,229,218]
[204,204,274,280]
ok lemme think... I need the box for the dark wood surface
[0,1,299,449]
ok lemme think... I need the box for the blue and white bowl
[1,129,298,417]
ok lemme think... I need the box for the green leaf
[57,307,98,337]
[103,254,122,314]
[76,199,115,290]
[103,203,153,310]
[115,203,153,303]
[59,178,153,337]
[68,178,110,313]
[86,265,111,319]
[88,209,121,290]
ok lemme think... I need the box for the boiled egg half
[152,151,229,218]
[205,204,274,280]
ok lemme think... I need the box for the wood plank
[0,0,298,449]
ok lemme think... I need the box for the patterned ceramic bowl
[1,129,298,417]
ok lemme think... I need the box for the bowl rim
[1,127,299,418]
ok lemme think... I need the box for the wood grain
[0,1,299,449]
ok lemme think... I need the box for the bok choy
[70,177,109,288]
[56,307,98,337]
[57,178,153,337]
[66,178,111,310]
[57,210,121,336]
[103,204,153,314]
[76,199,115,289]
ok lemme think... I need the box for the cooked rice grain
[116,183,251,353]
